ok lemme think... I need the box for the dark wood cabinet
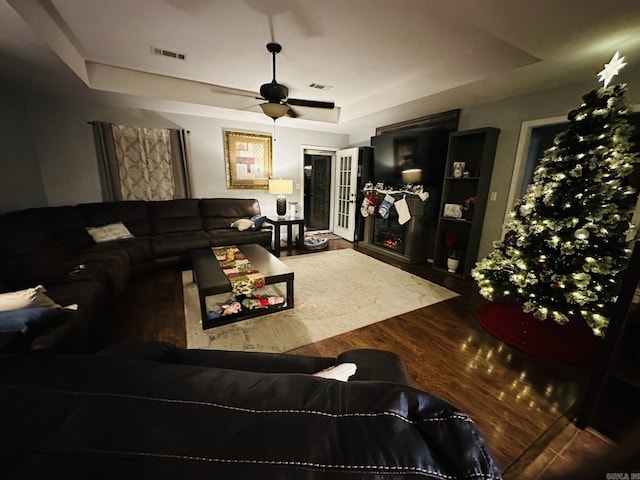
[576,239,640,439]
[433,128,499,277]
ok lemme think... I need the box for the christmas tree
[472,52,638,337]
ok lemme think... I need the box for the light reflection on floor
[459,333,569,416]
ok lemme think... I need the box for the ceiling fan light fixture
[260,102,289,119]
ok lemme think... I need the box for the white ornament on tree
[574,228,590,240]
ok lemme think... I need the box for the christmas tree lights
[472,52,638,337]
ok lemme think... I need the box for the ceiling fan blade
[286,106,300,118]
[287,98,335,109]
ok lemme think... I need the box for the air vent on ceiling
[150,46,186,60]
[308,82,332,90]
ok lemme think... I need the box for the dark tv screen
[370,126,448,188]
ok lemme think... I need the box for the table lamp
[269,178,293,216]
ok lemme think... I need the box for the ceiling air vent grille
[150,46,186,60]
[308,83,332,90]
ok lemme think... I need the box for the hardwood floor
[105,239,593,476]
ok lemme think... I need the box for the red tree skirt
[476,302,602,367]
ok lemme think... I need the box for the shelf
[433,127,500,277]
[439,217,473,224]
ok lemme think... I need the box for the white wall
[0,84,47,213]
[22,95,349,216]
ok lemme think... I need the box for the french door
[333,147,359,241]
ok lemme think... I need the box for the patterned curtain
[111,125,174,200]
[91,122,191,201]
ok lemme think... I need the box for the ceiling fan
[258,42,335,120]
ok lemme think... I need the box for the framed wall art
[223,130,272,189]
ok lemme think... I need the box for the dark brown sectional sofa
[0,340,503,478]
[0,198,272,353]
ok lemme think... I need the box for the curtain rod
[87,121,190,133]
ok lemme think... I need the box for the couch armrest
[98,342,412,384]
[97,340,179,362]
[98,340,335,374]
[336,349,413,385]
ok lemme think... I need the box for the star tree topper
[598,51,627,87]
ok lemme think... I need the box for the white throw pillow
[313,363,357,382]
[86,222,134,243]
[0,285,61,312]
[230,219,254,232]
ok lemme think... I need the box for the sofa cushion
[0,211,69,288]
[0,285,61,311]
[40,277,111,352]
[250,215,267,230]
[29,206,94,255]
[149,199,203,235]
[80,236,153,272]
[78,201,150,237]
[200,198,262,230]
[86,222,134,243]
[230,218,254,231]
[151,231,210,259]
[26,310,90,353]
[68,249,130,297]
[207,228,271,248]
[0,307,64,333]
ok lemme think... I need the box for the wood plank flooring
[104,239,591,475]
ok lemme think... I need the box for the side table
[265,216,305,257]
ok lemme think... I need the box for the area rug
[476,302,603,367]
[184,249,458,352]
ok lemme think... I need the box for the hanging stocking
[378,194,396,219]
[366,192,377,216]
[361,193,374,217]
[394,195,411,225]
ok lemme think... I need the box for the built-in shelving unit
[433,128,499,277]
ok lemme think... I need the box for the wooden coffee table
[190,244,294,329]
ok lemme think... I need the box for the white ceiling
[3,0,640,134]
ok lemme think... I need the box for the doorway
[303,149,334,231]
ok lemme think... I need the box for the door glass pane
[337,154,352,229]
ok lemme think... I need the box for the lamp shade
[402,169,422,184]
[269,178,293,195]
[260,103,289,119]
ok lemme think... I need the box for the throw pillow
[230,219,254,231]
[250,215,267,231]
[0,307,63,333]
[86,222,134,243]
[312,363,357,382]
[0,285,61,312]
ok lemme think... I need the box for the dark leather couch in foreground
[0,341,503,479]
[0,198,272,353]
